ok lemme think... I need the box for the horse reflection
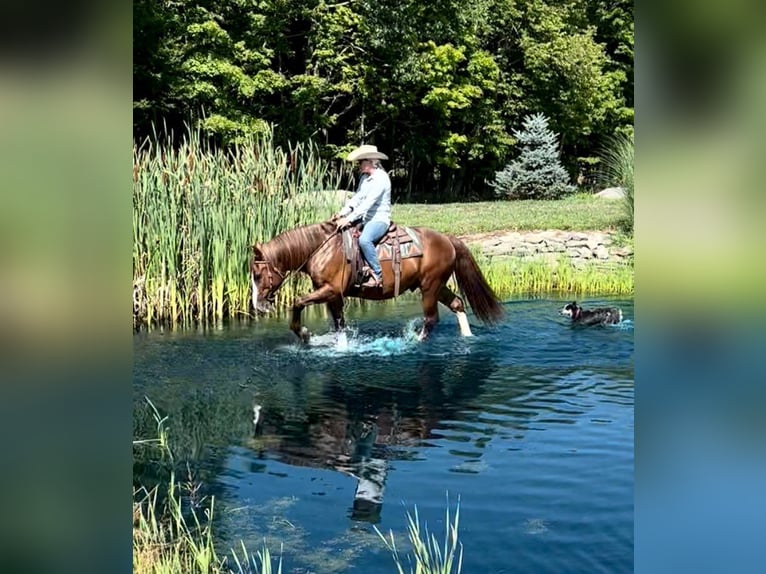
[248,350,499,522]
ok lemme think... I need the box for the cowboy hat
[346,144,389,161]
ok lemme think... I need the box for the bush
[491,113,575,200]
[598,133,634,233]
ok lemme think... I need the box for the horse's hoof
[300,327,310,343]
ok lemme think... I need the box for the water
[134,297,633,573]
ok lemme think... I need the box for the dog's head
[560,301,581,319]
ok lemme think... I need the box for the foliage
[132,124,344,326]
[491,113,575,199]
[515,1,630,164]
[133,0,633,200]
[375,499,463,574]
[475,255,634,298]
[598,133,634,233]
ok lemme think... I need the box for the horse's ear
[251,244,263,259]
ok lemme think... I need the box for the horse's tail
[449,236,505,325]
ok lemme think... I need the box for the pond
[133,297,634,573]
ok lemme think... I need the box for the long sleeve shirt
[338,167,391,226]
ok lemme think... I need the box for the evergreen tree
[491,113,575,199]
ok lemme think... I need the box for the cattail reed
[133,125,344,327]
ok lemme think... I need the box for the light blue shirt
[338,167,391,225]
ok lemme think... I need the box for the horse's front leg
[290,285,337,343]
[326,297,346,332]
[326,296,348,349]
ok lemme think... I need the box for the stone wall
[458,230,633,267]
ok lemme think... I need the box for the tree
[491,112,574,199]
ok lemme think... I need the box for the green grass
[393,193,624,235]
[598,134,634,233]
[474,254,633,298]
[375,499,463,574]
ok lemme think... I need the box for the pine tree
[492,113,575,199]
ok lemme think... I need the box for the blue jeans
[359,220,388,279]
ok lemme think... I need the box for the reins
[252,228,340,293]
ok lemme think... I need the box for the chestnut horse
[250,221,504,342]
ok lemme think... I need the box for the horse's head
[250,244,285,314]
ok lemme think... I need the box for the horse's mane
[262,221,337,271]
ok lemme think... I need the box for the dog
[560,301,622,326]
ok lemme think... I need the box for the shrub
[598,133,634,233]
[491,113,575,200]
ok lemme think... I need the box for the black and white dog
[560,301,622,326]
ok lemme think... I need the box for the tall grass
[133,124,345,326]
[133,399,282,574]
[375,498,463,574]
[599,134,634,233]
[471,254,634,298]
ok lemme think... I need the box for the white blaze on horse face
[251,274,259,312]
[456,311,473,337]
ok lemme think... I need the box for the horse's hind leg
[418,289,440,341]
[437,285,473,337]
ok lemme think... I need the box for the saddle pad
[377,232,423,261]
[341,226,423,261]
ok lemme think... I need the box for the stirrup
[361,274,382,288]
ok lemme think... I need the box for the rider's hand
[334,216,350,230]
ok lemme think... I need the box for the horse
[250,220,504,342]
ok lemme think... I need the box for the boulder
[595,187,626,199]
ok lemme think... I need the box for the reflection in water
[134,298,634,574]
[248,335,500,523]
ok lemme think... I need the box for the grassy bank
[395,193,624,235]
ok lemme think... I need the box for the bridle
[251,227,340,301]
[251,257,285,296]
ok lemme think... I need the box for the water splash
[278,319,424,357]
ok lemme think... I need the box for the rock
[586,237,602,250]
[458,229,631,266]
[594,245,610,259]
[524,233,546,244]
[595,187,626,199]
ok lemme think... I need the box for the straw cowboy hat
[346,144,389,161]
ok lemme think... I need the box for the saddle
[341,222,423,296]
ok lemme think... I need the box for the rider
[333,145,392,288]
